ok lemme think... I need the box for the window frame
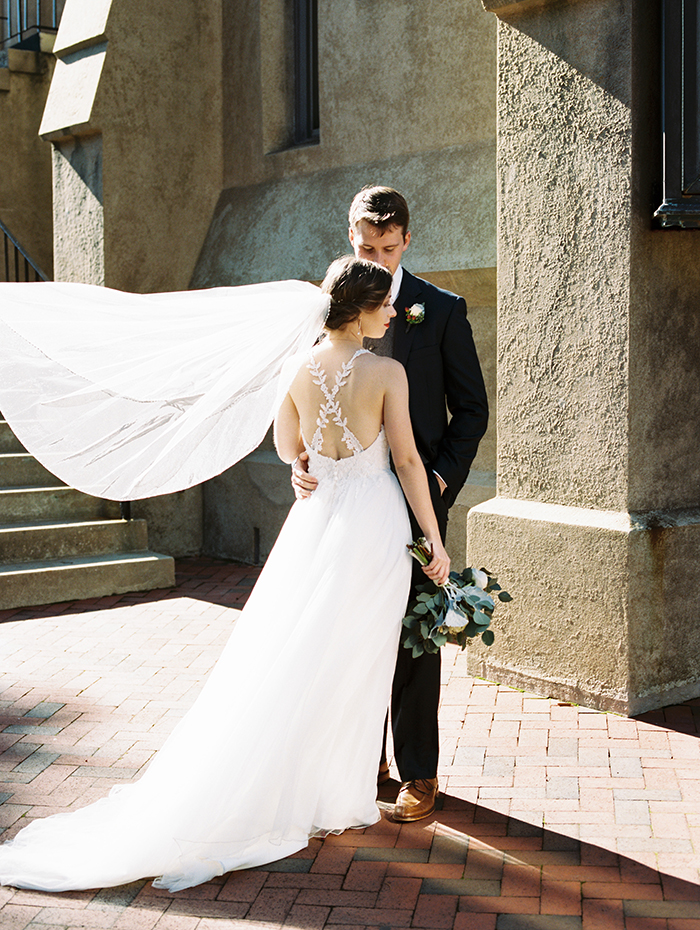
[655,0,700,227]
[293,0,319,146]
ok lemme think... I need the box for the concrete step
[0,453,63,488]
[0,519,149,563]
[0,422,174,610]
[0,487,121,524]
[0,551,175,610]
[0,421,24,454]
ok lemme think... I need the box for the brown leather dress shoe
[377,760,391,785]
[393,778,439,822]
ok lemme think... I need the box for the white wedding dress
[0,348,412,892]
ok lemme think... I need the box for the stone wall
[195,0,499,565]
[0,47,54,277]
[36,0,498,561]
[40,0,223,293]
[469,0,700,714]
[37,0,223,555]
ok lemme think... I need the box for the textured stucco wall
[469,0,700,713]
[196,0,497,287]
[495,0,633,512]
[41,0,223,293]
[469,499,700,715]
[40,0,498,562]
[192,145,496,287]
[37,0,224,553]
[492,0,700,515]
[221,0,496,190]
[0,50,54,277]
[52,135,104,284]
[468,500,634,710]
[203,432,296,564]
[132,488,203,559]
[197,0,498,563]
[96,0,223,292]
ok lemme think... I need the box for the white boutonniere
[405,302,425,329]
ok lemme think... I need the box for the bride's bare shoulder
[359,353,406,384]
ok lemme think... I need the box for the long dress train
[0,350,412,893]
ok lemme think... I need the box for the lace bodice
[302,348,390,486]
[306,348,368,456]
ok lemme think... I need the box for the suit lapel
[393,269,424,366]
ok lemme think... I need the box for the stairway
[0,419,175,610]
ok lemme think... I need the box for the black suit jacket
[392,269,488,510]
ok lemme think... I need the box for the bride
[0,256,449,893]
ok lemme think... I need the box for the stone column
[468,0,700,714]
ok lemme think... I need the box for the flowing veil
[0,280,330,500]
[0,278,413,893]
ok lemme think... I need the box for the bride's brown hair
[321,256,392,331]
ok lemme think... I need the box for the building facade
[3,0,700,715]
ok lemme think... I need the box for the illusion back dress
[0,348,412,893]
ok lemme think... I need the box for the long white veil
[0,280,329,500]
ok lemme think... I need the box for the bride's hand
[421,539,450,586]
[291,451,318,500]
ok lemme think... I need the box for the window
[293,0,318,145]
[655,0,700,227]
[1,0,66,50]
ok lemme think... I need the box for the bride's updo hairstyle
[321,256,392,330]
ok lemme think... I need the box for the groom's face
[348,220,411,277]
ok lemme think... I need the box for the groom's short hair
[348,186,410,238]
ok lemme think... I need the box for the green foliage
[400,541,512,656]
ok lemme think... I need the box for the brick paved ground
[0,557,699,930]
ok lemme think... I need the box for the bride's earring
[357,319,363,337]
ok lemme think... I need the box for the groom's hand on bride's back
[291,451,318,500]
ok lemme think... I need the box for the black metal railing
[655,0,700,227]
[1,219,49,282]
[1,0,65,50]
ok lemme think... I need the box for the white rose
[472,568,489,590]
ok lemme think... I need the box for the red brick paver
[1,557,699,929]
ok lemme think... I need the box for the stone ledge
[467,497,700,715]
[481,0,578,15]
[0,68,9,92]
[52,0,111,57]
[0,550,175,610]
[7,48,41,74]
[39,43,106,140]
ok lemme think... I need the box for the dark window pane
[294,0,319,145]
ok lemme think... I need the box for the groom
[293,186,488,821]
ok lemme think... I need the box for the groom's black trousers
[390,469,449,782]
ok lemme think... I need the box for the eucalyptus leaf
[472,610,491,627]
[401,546,509,654]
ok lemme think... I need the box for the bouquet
[401,538,512,657]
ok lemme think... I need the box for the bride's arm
[382,362,450,585]
[274,392,304,464]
